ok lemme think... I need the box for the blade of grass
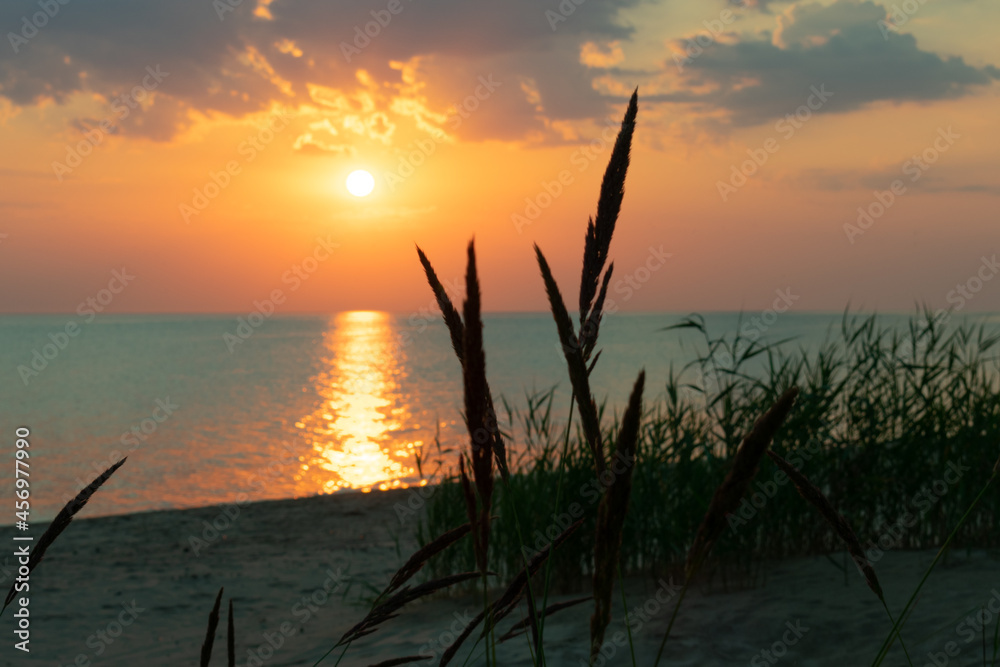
[617,560,636,666]
[767,449,914,666]
[535,245,605,476]
[416,245,463,360]
[654,387,799,667]
[338,572,484,647]
[367,656,433,666]
[3,458,127,612]
[440,519,584,666]
[579,88,637,332]
[498,597,590,643]
[462,239,494,576]
[536,392,577,665]
[227,599,235,667]
[200,587,224,667]
[591,371,644,660]
[416,245,509,480]
[871,464,998,666]
[382,523,472,600]
[766,450,884,601]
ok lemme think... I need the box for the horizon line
[1,307,997,318]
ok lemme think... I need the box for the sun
[346,169,375,197]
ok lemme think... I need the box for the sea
[1,310,997,522]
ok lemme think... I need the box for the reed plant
[325,89,802,665]
[422,309,1000,589]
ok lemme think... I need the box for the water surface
[2,310,994,520]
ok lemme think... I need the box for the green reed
[420,308,1000,585]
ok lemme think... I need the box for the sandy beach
[1,489,997,666]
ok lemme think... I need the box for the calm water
[1,311,995,521]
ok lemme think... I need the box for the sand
[1,488,997,666]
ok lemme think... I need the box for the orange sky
[1,0,998,315]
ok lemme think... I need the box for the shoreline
[1,489,998,665]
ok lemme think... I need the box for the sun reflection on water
[296,311,424,492]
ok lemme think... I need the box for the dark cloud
[792,166,1000,196]
[0,0,637,141]
[652,0,997,127]
[267,0,634,60]
[946,184,1000,195]
[2,0,994,145]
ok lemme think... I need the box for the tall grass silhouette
[17,87,1000,666]
[329,89,811,665]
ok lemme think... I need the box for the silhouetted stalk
[871,466,998,666]
[879,601,914,667]
[653,573,692,667]
[495,473,542,665]
[617,560,636,666]
[537,392,576,666]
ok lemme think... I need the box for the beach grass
[419,308,1000,589]
[340,88,1000,665]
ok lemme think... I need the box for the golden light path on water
[295,311,427,493]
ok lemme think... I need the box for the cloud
[0,0,638,143]
[3,0,992,148]
[653,0,998,127]
[580,41,626,68]
[792,166,1000,196]
[730,0,775,12]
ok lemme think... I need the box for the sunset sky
[1,0,997,315]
